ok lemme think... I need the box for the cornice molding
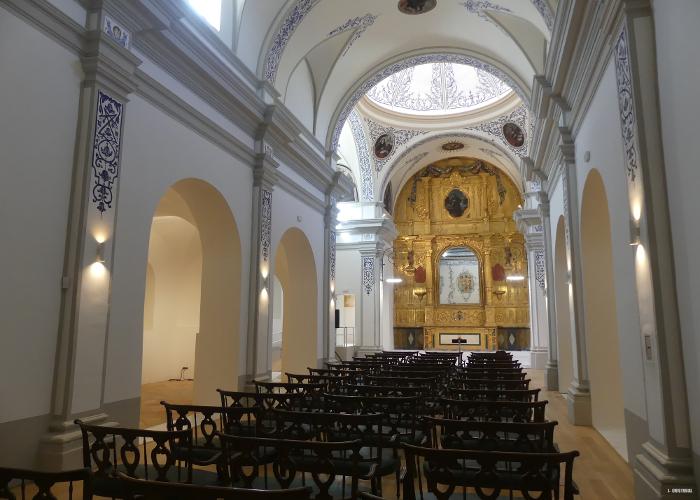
[2,0,344,205]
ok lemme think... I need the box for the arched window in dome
[187,0,222,31]
[366,62,511,116]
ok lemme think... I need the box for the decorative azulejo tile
[103,15,130,49]
[91,91,123,214]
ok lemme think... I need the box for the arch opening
[140,179,242,427]
[580,169,627,458]
[273,228,319,375]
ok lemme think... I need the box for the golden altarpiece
[392,157,530,351]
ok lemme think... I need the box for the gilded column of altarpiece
[392,157,530,351]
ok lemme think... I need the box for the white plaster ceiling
[237,0,551,148]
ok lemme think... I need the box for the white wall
[141,216,202,384]
[653,0,700,469]
[104,94,252,407]
[270,185,326,366]
[0,6,82,423]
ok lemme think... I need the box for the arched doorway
[273,228,318,375]
[141,179,242,425]
[580,169,626,456]
[554,215,573,395]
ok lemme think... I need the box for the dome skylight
[366,62,512,116]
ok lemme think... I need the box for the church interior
[0,0,698,498]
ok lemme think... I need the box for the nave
[3,351,633,500]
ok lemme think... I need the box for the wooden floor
[139,379,193,428]
[18,369,634,499]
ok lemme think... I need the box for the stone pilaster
[538,197,559,391]
[244,146,279,387]
[514,198,548,370]
[559,125,592,426]
[39,10,141,469]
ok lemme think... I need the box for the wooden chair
[449,377,531,390]
[117,473,312,499]
[447,387,541,402]
[271,410,397,496]
[0,467,91,500]
[218,434,364,499]
[440,398,549,423]
[160,402,229,469]
[425,417,558,453]
[75,419,220,498]
[401,444,579,500]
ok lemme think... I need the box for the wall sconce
[386,278,403,284]
[96,242,106,264]
[262,275,270,292]
[629,219,641,246]
[506,275,525,282]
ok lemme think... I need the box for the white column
[514,192,548,370]
[539,197,559,391]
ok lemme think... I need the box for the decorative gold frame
[432,242,485,307]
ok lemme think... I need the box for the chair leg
[396,467,401,498]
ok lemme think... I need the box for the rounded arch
[144,178,242,406]
[273,227,319,374]
[327,49,532,151]
[580,168,627,456]
[378,131,523,204]
[554,214,573,395]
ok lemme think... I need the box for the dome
[366,62,512,116]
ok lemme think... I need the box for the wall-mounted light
[386,277,403,284]
[96,242,106,264]
[506,275,525,282]
[629,219,641,247]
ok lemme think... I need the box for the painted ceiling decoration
[264,0,320,83]
[332,52,528,150]
[442,141,465,151]
[398,0,438,15]
[365,117,427,172]
[328,13,379,57]
[348,110,374,201]
[459,0,512,30]
[366,62,511,116]
[530,0,554,31]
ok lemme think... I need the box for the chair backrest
[0,467,91,500]
[401,444,579,500]
[323,394,420,443]
[450,378,531,390]
[425,417,558,453]
[440,398,549,423]
[218,434,362,498]
[117,473,312,499]
[162,402,238,448]
[447,387,540,402]
[253,381,325,396]
[74,419,192,483]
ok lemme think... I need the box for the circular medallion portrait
[374,133,395,159]
[442,141,465,151]
[502,122,525,148]
[398,0,437,15]
[444,188,469,217]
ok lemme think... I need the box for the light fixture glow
[386,278,403,284]
[506,275,525,282]
[90,262,107,278]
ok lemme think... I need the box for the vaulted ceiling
[237,0,552,144]
[232,0,554,200]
